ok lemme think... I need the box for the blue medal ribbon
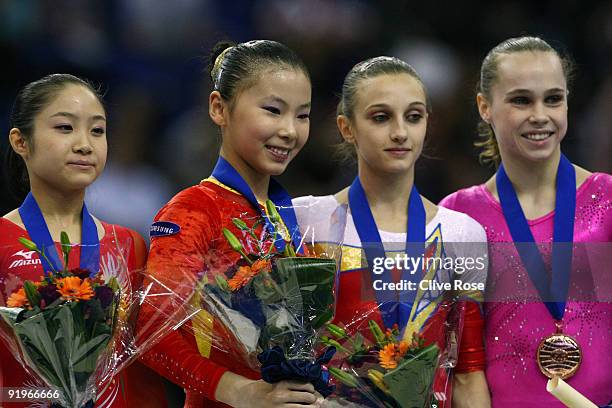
[18,192,100,276]
[211,157,304,254]
[348,177,425,330]
[496,154,575,320]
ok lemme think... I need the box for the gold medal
[536,321,582,379]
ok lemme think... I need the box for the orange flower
[379,341,410,369]
[398,341,409,355]
[227,266,256,291]
[7,288,29,308]
[57,276,94,301]
[251,259,271,274]
[379,343,399,369]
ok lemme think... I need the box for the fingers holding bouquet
[214,357,325,408]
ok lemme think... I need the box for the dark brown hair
[335,56,429,163]
[4,74,104,200]
[207,39,310,108]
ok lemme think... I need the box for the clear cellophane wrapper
[294,198,488,407]
[319,299,464,408]
[135,202,346,387]
[0,231,145,407]
[135,197,488,406]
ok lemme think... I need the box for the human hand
[216,372,322,408]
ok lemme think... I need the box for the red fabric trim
[456,301,486,373]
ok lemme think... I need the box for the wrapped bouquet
[144,199,338,395]
[325,321,441,408]
[0,233,135,408]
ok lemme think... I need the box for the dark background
[1,1,610,405]
[1,0,611,238]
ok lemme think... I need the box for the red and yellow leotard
[0,218,165,408]
[139,179,277,407]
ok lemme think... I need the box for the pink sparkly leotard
[440,173,612,407]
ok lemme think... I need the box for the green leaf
[23,281,41,308]
[272,257,336,332]
[368,320,386,346]
[265,200,281,224]
[328,367,359,387]
[327,323,347,339]
[383,344,440,408]
[60,231,71,246]
[223,228,253,264]
[223,228,243,252]
[107,276,120,292]
[60,231,71,269]
[353,332,364,351]
[18,237,39,252]
[214,274,230,292]
[0,305,72,403]
[232,218,249,231]
[53,303,110,395]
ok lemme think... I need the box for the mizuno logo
[9,250,41,269]
[13,249,36,260]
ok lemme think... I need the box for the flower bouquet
[153,200,338,395]
[324,321,441,408]
[0,233,127,408]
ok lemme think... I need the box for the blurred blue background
[2,0,611,242]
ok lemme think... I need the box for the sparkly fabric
[440,172,612,407]
[0,218,166,408]
[138,180,268,408]
[294,195,488,405]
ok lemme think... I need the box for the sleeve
[292,195,347,260]
[455,301,486,373]
[136,188,229,401]
[455,213,487,373]
[438,192,457,210]
[292,196,316,243]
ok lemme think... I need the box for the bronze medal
[536,322,582,379]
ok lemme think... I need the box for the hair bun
[207,41,236,81]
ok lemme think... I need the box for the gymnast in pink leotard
[440,36,612,407]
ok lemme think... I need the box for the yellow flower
[56,276,94,301]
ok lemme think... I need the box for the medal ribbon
[19,192,100,276]
[348,177,425,330]
[496,154,575,320]
[211,157,304,254]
